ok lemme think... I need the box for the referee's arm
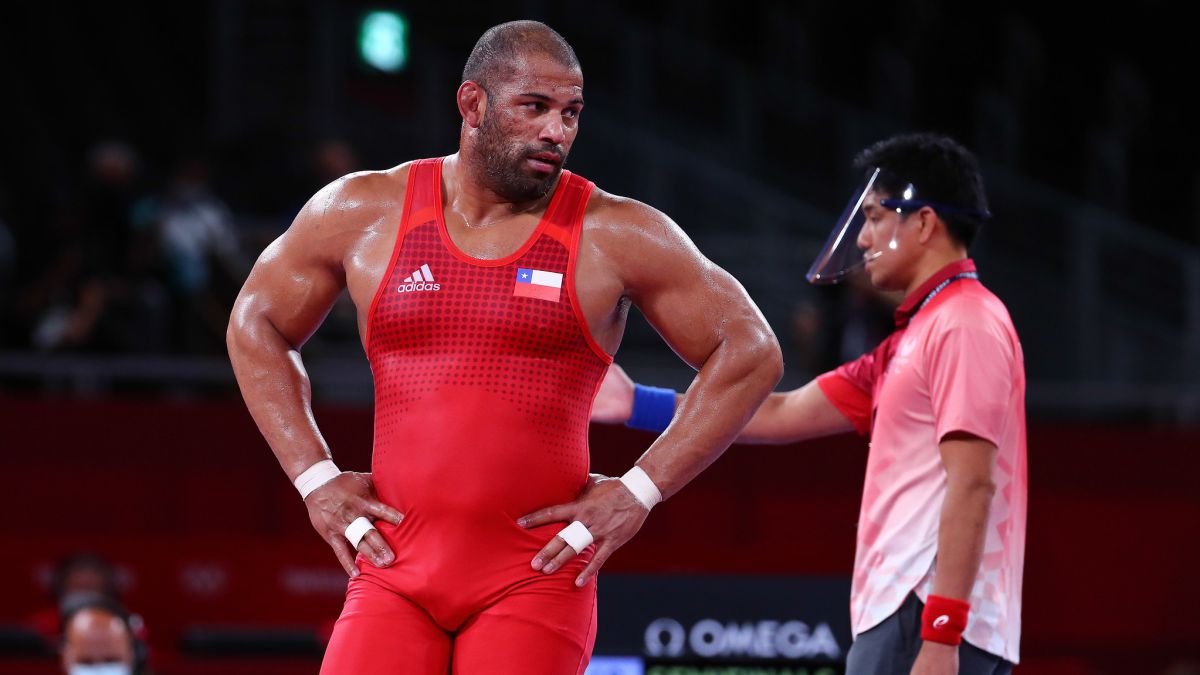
[734,381,856,444]
[931,431,999,600]
[590,364,856,444]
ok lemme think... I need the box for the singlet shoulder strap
[541,171,595,248]
[552,172,609,364]
[398,157,443,238]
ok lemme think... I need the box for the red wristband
[921,595,971,646]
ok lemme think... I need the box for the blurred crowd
[0,135,893,376]
[0,139,363,357]
[0,8,1187,370]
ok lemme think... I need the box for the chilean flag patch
[514,268,563,302]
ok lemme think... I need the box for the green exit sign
[359,11,408,73]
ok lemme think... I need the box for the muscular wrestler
[227,20,782,675]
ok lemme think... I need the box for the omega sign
[644,618,841,660]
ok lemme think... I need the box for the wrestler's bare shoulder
[296,162,415,233]
[280,163,416,267]
[582,187,680,242]
[581,186,695,253]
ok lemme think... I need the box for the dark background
[1,2,1197,674]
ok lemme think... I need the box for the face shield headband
[805,168,991,284]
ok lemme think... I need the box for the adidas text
[397,282,441,292]
[397,264,440,292]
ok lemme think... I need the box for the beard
[474,111,566,203]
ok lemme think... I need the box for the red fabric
[320,574,596,675]
[816,370,873,436]
[921,594,971,646]
[332,158,609,670]
[816,330,905,437]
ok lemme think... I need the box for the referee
[594,133,1026,675]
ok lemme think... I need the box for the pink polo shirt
[817,259,1027,663]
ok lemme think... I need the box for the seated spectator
[59,597,142,675]
[29,554,148,660]
[25,141,169,353]
[142,154,246,352]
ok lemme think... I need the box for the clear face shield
[805,168,990,284]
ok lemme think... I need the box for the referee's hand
[518,473,650,587]
[590,363,635,424]
[305,472,404,577]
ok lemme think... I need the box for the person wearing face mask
[593,134,1026,675]
[60,598,139,675]
[30,555,141,647]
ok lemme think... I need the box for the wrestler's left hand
[518,473,650,587]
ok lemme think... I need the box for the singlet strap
[542,172,594,248]
[399,158,441,238]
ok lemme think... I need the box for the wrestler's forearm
[636,328,782,499]
[227,313,332,481]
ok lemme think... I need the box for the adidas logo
[397,264,441,292]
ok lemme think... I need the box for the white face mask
[68,663,132,675]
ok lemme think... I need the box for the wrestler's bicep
[609,203,765,369]
[232,209,348,350]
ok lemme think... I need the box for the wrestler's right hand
[590,363,634,424]
[304,471,405,577]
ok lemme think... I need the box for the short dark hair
[60,595,132,634]
[61,596,146,675]
[462,21,580,93]
[853,133,990,248]
[51,553,119,602]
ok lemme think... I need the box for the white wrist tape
[344,516,376,549]
[557,521,594,554]
[295,459,342,499]
[620,466,662,510]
